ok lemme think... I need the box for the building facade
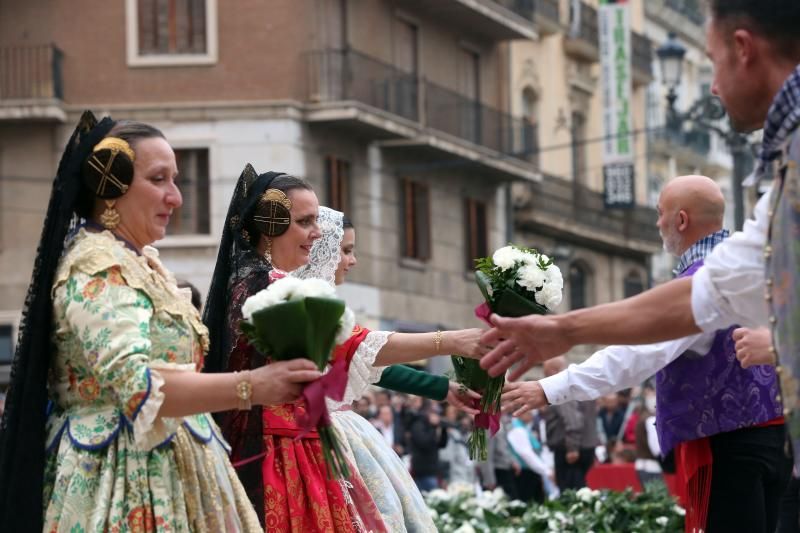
[507,0,661,362]
[3,0,705,380]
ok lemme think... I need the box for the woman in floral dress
[0,112,320,532]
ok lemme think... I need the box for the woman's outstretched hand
[446,328,487,359]
[445,381,482,415]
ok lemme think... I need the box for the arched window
[569,261,591,310]
[521,87,539,167]
[624,270,645,298]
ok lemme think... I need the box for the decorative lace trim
[132,367,175,450]
[292,207,344,285]
[53,229,210,356]
[327,331,392,412]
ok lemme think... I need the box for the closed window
[624,271,645,298]
[401,179,431,261]
[137,0,207,55]
[569,261,590,310]
[169,148,210,235]
[325,156,351,215]
[464,198,488,271]
[127,0,217,66]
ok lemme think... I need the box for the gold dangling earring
[263,237,272,264]
[100,199,120,230]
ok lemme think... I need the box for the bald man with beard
[502,175,789,532]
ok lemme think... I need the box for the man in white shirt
[499,175,789,532]
[478,3,799,380]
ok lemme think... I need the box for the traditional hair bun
[252,188,292,237]
[82,136,135,199]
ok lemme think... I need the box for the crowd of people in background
[349,371,661,504]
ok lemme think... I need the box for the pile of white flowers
[425,484,685,533]
[241,276,355,343]
[491,245,564,310]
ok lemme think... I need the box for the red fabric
[623,411,639,444]
[332,325,370,367]
[675,438,713,533]
[261,431,387,532]
[755,416,785,428]
[586,463,680,496]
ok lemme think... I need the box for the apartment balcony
[396,0,538,41]
[533,0,561,36]
[649,123,714,172]
[632,31,653,85]
[564,1,599,62]
[515,173,662,255]
[0,44,66,121]
[306,48,539,181]
[644,0,706,49]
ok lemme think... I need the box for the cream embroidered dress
[42,229,261,533]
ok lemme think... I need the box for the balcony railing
[0,44,63,100]
[493,0,534,20]
[309,48,537,161]
[665,0,705,26]
[424,81,535,157]
[308,49,418,122]
[525,173,661,246]
[568,2,598,48]
[564,1,599,61]
[631,31,653,80]
[651,125,711,157]
[535,0,560,26]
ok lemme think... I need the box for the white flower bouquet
[453,245,563,460]
[240,276,355,478]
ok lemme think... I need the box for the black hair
[242,174,313,247]
[708,0,800,60]
[342,216,354,230]
[74,121,166,219]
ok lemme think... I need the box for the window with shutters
[126,0,218,66]
[400,179,431,261]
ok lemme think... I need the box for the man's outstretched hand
[479,314,573,381]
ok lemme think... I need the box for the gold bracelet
[433,330,443,352]
[235,370,253,411]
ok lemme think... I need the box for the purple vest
[655,260,783,454]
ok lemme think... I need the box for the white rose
[492,246,519,271]
[576,487,594,503]
[544,264,564,289]
[656,516,669,526]
[336,307,356,344]
[296,277,337,299]
[537,284,563,309]
[517,264,547,291]
[241,288,278,321]
[267,276,304,302]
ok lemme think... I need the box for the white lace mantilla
[293,206,343,285]
[327,330,392,412]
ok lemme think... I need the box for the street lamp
[656,32,686,111]
[656,33,751,230]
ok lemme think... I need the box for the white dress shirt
[506,425,552,478]
[691,188,772,332]
[539,333,712,405]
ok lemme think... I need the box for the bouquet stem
[319,425,350,479]
[467,374,504,462]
